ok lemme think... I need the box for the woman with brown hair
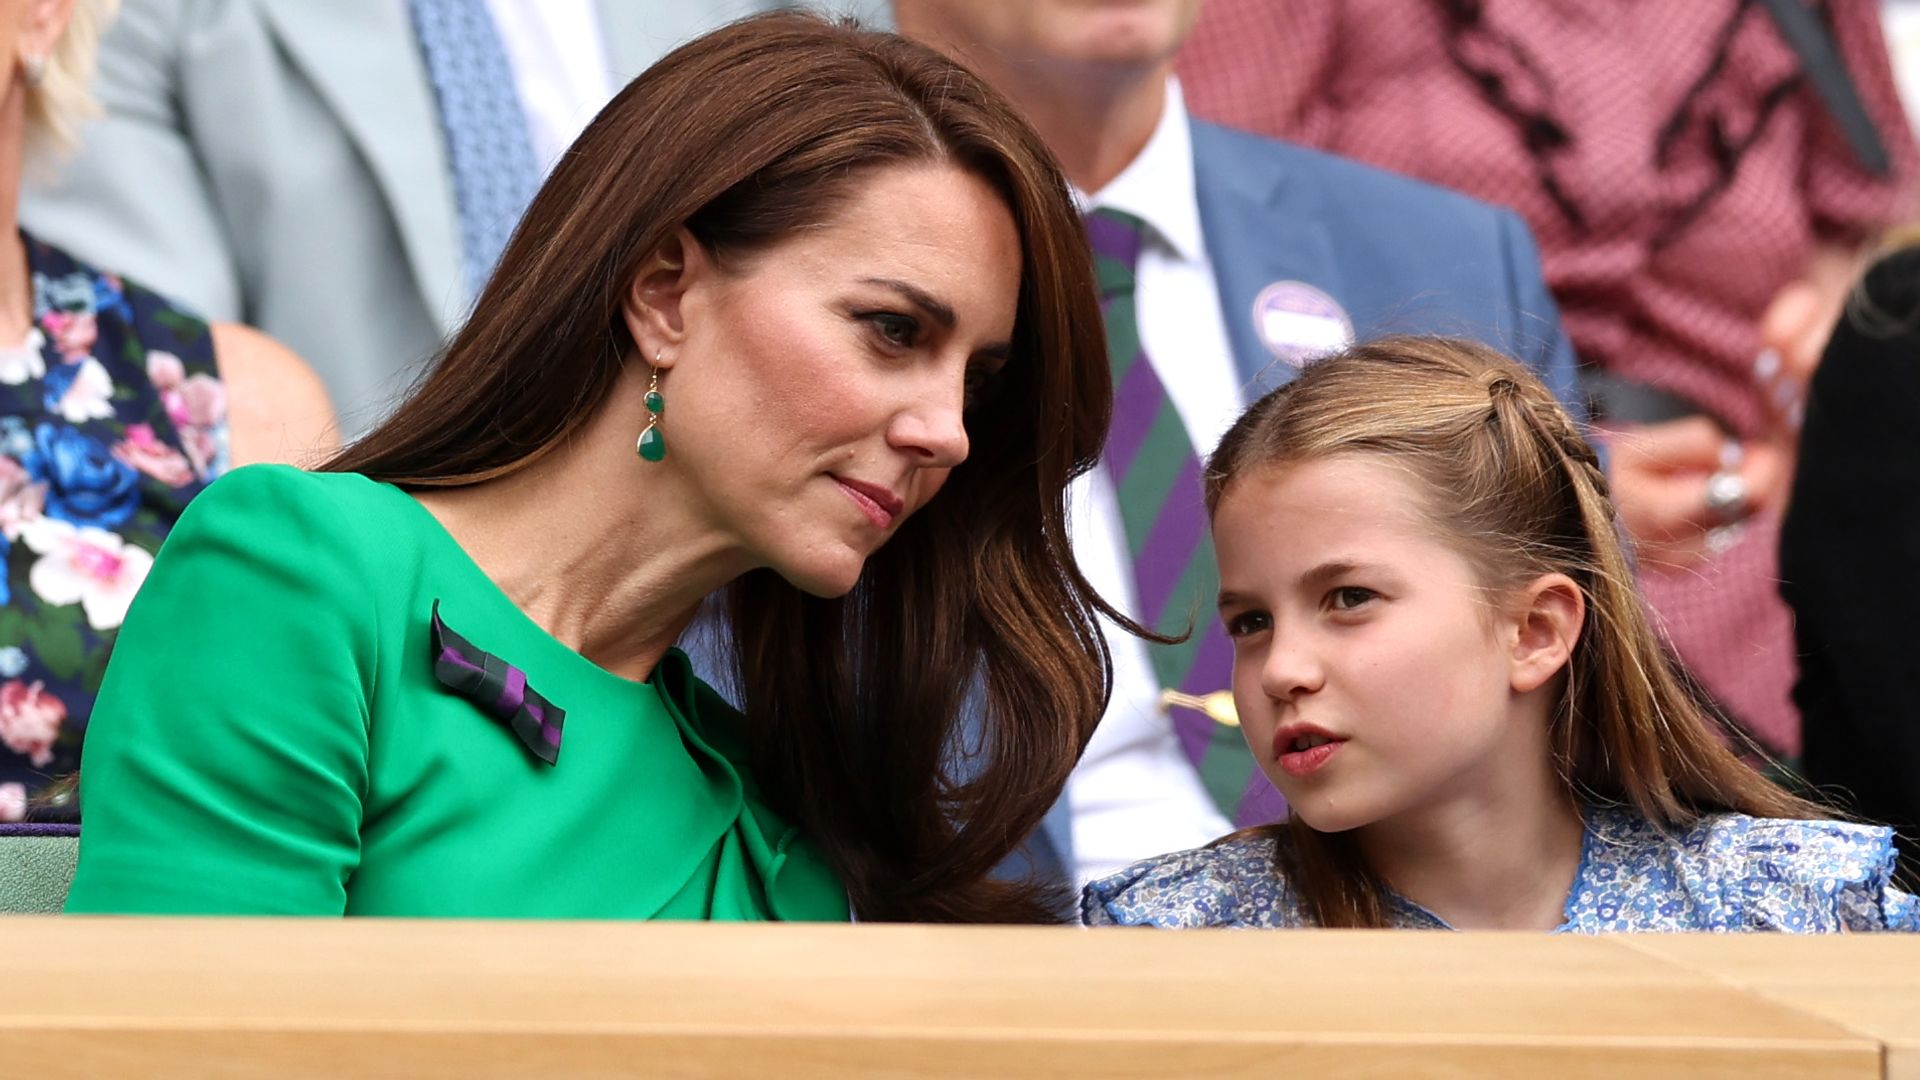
[62,12,1116,923]
[1085,336,1914,932]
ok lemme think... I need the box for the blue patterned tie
[408,0,540,297]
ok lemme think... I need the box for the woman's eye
[864,312,918,348]
[1329,586,1377,612]
[1224,611,1271,638]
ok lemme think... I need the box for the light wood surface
[0,919,1900,1079]
[1625,935,1920,1080]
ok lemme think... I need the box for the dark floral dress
[0,234,228,821]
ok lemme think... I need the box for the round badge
[1251,281,1354,367]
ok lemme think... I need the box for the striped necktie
[1086,207,1286,828]
[408,0,541,298]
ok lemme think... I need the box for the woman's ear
[1508,573,1584,694]
[621,227,712,368]
[20,0,75,67]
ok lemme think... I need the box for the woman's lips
[832,475,901,529]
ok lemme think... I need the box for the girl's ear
[620,227,713,369]
[1509,573,1584,694]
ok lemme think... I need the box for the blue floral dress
[1083,807,1920,932]
[0,234,228,822]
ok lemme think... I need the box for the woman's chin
[778,554,867,599]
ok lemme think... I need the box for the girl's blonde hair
[25,0,119,159]
[1205,335,1825,927]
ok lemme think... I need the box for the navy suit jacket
[1011,121,1582,887]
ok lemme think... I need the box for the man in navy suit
[894,0,1583,888]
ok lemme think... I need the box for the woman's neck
[412,373,752,682]
[1355,730,1586,931]
[0,79,33,344]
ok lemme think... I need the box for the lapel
[255,0,465,333]
[1190,121,1346,403]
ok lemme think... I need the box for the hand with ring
[1703,441,1749,525]
[1602,418,1787,570]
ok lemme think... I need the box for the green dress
[64,465,849,920]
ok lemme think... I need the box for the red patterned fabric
[1177,0,1920,756]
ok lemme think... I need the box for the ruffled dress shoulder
[1081,832,1450,929]
[1083,808,1918,933]
[1568,809,1918,933]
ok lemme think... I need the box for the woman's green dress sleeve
[65,465,376,914]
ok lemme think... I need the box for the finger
[1790,293,1846,382]
[1737,441,1792,516]
[1607,416,1726,473]
[1758,281,1823,355]
[1615,466,1724,542]
[1617,480,1713,569]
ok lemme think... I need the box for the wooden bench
[3,919,1913,1078]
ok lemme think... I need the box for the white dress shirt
[1067,79,1243,885]
[484,0,614,172]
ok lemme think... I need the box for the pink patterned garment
[1177,0,1920,756]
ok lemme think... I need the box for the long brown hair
[1204,336,1827,927]
[326,13,1119,922]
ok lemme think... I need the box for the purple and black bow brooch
[430,601,565,765]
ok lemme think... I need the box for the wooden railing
[2,919,1914,1078]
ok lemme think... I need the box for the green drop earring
[636,355,667,463]
[637,351,668,455]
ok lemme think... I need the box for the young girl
[1083,336,1917,932]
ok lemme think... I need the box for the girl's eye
[863,312,918,348]
[1224,610,1271,638]
[1329,586,1378,612]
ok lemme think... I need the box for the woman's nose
[889,386,970,469]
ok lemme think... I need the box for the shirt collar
[1077,77,1205,264]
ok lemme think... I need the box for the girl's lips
[1276,738,1345,779]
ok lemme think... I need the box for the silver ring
[1704,469,1749,524]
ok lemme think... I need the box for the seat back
[0,823,79,913]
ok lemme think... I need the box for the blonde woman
[0,0,335,822]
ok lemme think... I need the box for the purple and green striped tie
[1087,207,1286,828]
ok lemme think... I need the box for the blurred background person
[1179,0,1920,763]
[895,0,1582,887]
[20,0,858,438]
[1781,237,1920,878]
[1,0,335,822]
